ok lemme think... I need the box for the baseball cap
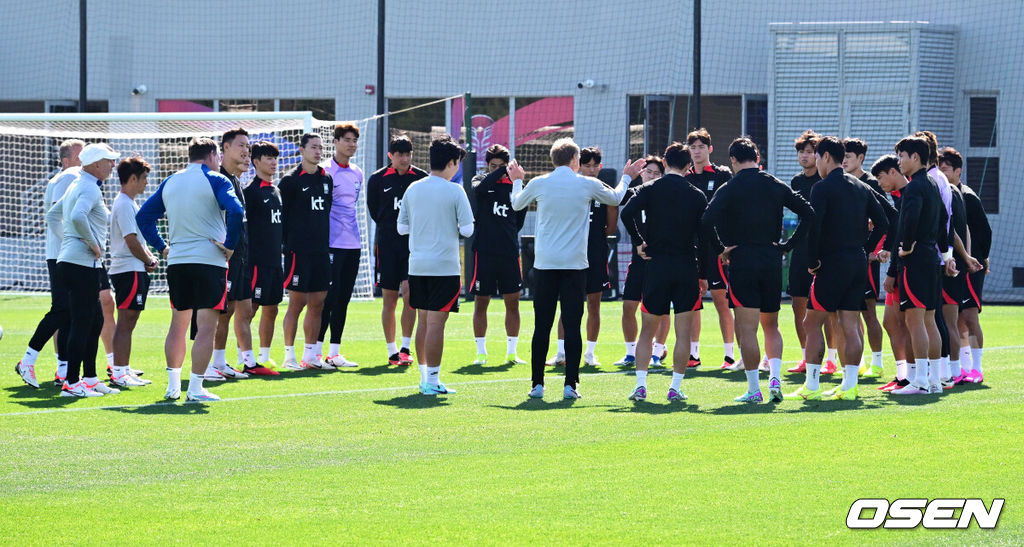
[79,143,120,166]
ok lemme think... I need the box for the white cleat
[325,354,358,368]
[186,388,221,402]
[282,355,302,371]
[583,354,601,366]
[60,380,104,397]
[110,371,149,388]
[15,361,40,389]
[164,386,181,400]
[215,363,249,379]
[545,353,566,367]
[203,364,227,381]
[306,357,334,370]
[82,379,120,395]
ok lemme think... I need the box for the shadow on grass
[487,397,602,411]
[106,401,211,415]
[373,392,451,408]
[4,385,82,409]
[453,362,515,375]
[356,363,412,376]
[606,401,703,414]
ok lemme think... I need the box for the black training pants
[58,262,103,384]
[531,268,586,388]
[319,248,361,345]
[28,259,70,357]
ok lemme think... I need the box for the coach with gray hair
[508,138,643,399]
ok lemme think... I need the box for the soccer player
[367,135,427,366]
[547,147,617,366]
[615,155,672,368]
[509,138,641,399]
[44,143,122,397]
[239,140,283,376]
[684,129,734,369]
[619,142,708,401]
[204,128,253,381]
[136,137,244,402]
[702,137,815,403]
[279,133,334,370]
[318,123,364,368]
[843,138,899,379]
[887,136,950,395]
[938,147,990,383]
[397,134,474,395]
[786,137,888,401]
[786,130,839,375]
[16,138,83,388]
[468,144,527,366]
[107,156,157,388]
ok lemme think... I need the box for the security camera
[577,79,595,89]
[131,85,148,96]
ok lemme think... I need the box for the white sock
[112,365,128,377]
[745,369,759,393]
[625,341,637,356]
[329,343,340,357]
[386,341,399,355]
[671,372,684,391]
[959,346,972,370]
[418,364,427,384]
[475,337,487,354]
[507,336,518,354]
[258,347,270,362]
[940,356,950,379]
[724,342,734,360]
[21,348,39,367]
[971,348,983,373]
[841,365,859,390]
[768,358,782,380]
[827,348,838,363]
[302,344,316,363]
[871,352,883,368]
[105,352,114,368]
[950,359,961,378]
[652,343,666,358]
[240,350,255,367]
[56,360,68,378]
[635,369,647,388]
[930,359,943,387]
[806,364,822,391]
[690,341,699,358]
[917,360,930,386]
[284,345,295,362]
[401,336,412,350]
[556,339,565,355]
[314,341,323,356]
[212,349,227,367]
[187,372,204,393]
[801,347,806,360]
[585,340,597,356]
[907,361,917,384]
[896,360,907,380]
[167,367,181,391]
[426,365,440,385]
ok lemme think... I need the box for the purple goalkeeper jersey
[324,158,364,250]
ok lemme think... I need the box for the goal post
[0,110,376,301]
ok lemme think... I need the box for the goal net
[0,111,379,300]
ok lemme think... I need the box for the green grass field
[0,293,1021,544]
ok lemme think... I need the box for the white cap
[78,143,120,166]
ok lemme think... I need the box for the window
[157,99,335,119]
[966,157,999,214]
[626,95,745,165]
[969,97,997,148]
[47,101,108,113]
[278,99,334,120]
[0,101,44,113]
[744,95,769,167]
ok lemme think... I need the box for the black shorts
[285,251,330,293]
[251,262,284,306]
[941,269,967,308]
[640,256,702,316]
[46,259,70,314]
[375,244,409,291]
[808,251,867,313]
[899,254,940,311]
[864,260,881,301]
[727,246,783,313]
[705,249,729,291]
[961,269,985,311]
[585,246,610,294]
[408,275,461,312]
[622,258,646,301]
[787,250,812,298]
[226,257,253,302]
[167,263,227,311]
[469,251,522,296]
[98,266,111,291]
[110,271,150,311]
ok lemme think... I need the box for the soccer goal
[0,111,375,301]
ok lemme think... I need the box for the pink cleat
[787,360,807,373]
[964,370,984,384]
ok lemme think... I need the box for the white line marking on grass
[3,345,1022,418]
